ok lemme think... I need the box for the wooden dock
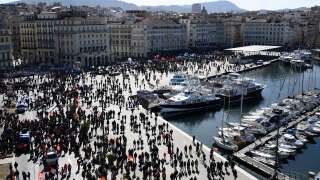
[234,106,320,179]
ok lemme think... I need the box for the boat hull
[213,136,238,151]
[160,99,222,116]
[217,88,263,103]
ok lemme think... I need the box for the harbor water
[165,61,320,176]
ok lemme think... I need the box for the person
[14,162,18,170]
[68,163,72,175]
[192,136,195,145]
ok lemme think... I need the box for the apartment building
[132,18,187,57]
[180,16,225,49]
[110,22,133,60]
[55,16,111,67]
[224,20,244,47]
[20,11,111,67]
[0,26,14,69]
[20,12,58,65]
[243,19,294,46]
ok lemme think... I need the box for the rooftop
[226,45,282,52]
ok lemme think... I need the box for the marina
[235,101,320,179]
[0,1,320,179]
[133,49,320,179]
[162,59,320,178]
[1,48,319,180]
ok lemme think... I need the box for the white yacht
[160,90,222,116]
[168,73,189,91]
[281,134,304,148]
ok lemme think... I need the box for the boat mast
[240,75,244,125]
[301,65,304,96]
[221,96,226,140]
[273,118,280,179]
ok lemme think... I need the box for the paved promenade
[0,59,265,179]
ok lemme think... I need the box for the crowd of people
[0,53,246,180]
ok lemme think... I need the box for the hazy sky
[123,0,320,10]
[0,0,319,10]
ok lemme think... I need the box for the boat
[265,143,296,156]
[249,150,275,160]
[168,73,189,91]
[293,50,312,61]
[253,157,276,167]
[216,78,264,103]
[281,134,304,148]
[295,133,308,144]
[218,126,256,144]
[279,55,294,64]
[297,121,320,134]
[160,90,222,116]
[279,143,298,150]
[213,136,238,151]
[258,147,290,160]
[290,59,312,69]
[308,125,320,134]
[226,122,267,135]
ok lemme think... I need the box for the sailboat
[213,88,239,152]
[219,74,256,146]
[213,136,238,151]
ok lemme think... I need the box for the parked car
[16,129,30,152]
[44,150,58,168]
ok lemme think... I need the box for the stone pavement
[0,62,259,180]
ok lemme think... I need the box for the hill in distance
[12,0,244,13]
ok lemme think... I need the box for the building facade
[132,18,187,57]
[224,21,244,47]
[55,16,111,67]
[243,19,294,46]
[20,11,111,67]
[110,23,133,60]
[20,12,60,65]
[181,16,225,49]
[0,27,14,69]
